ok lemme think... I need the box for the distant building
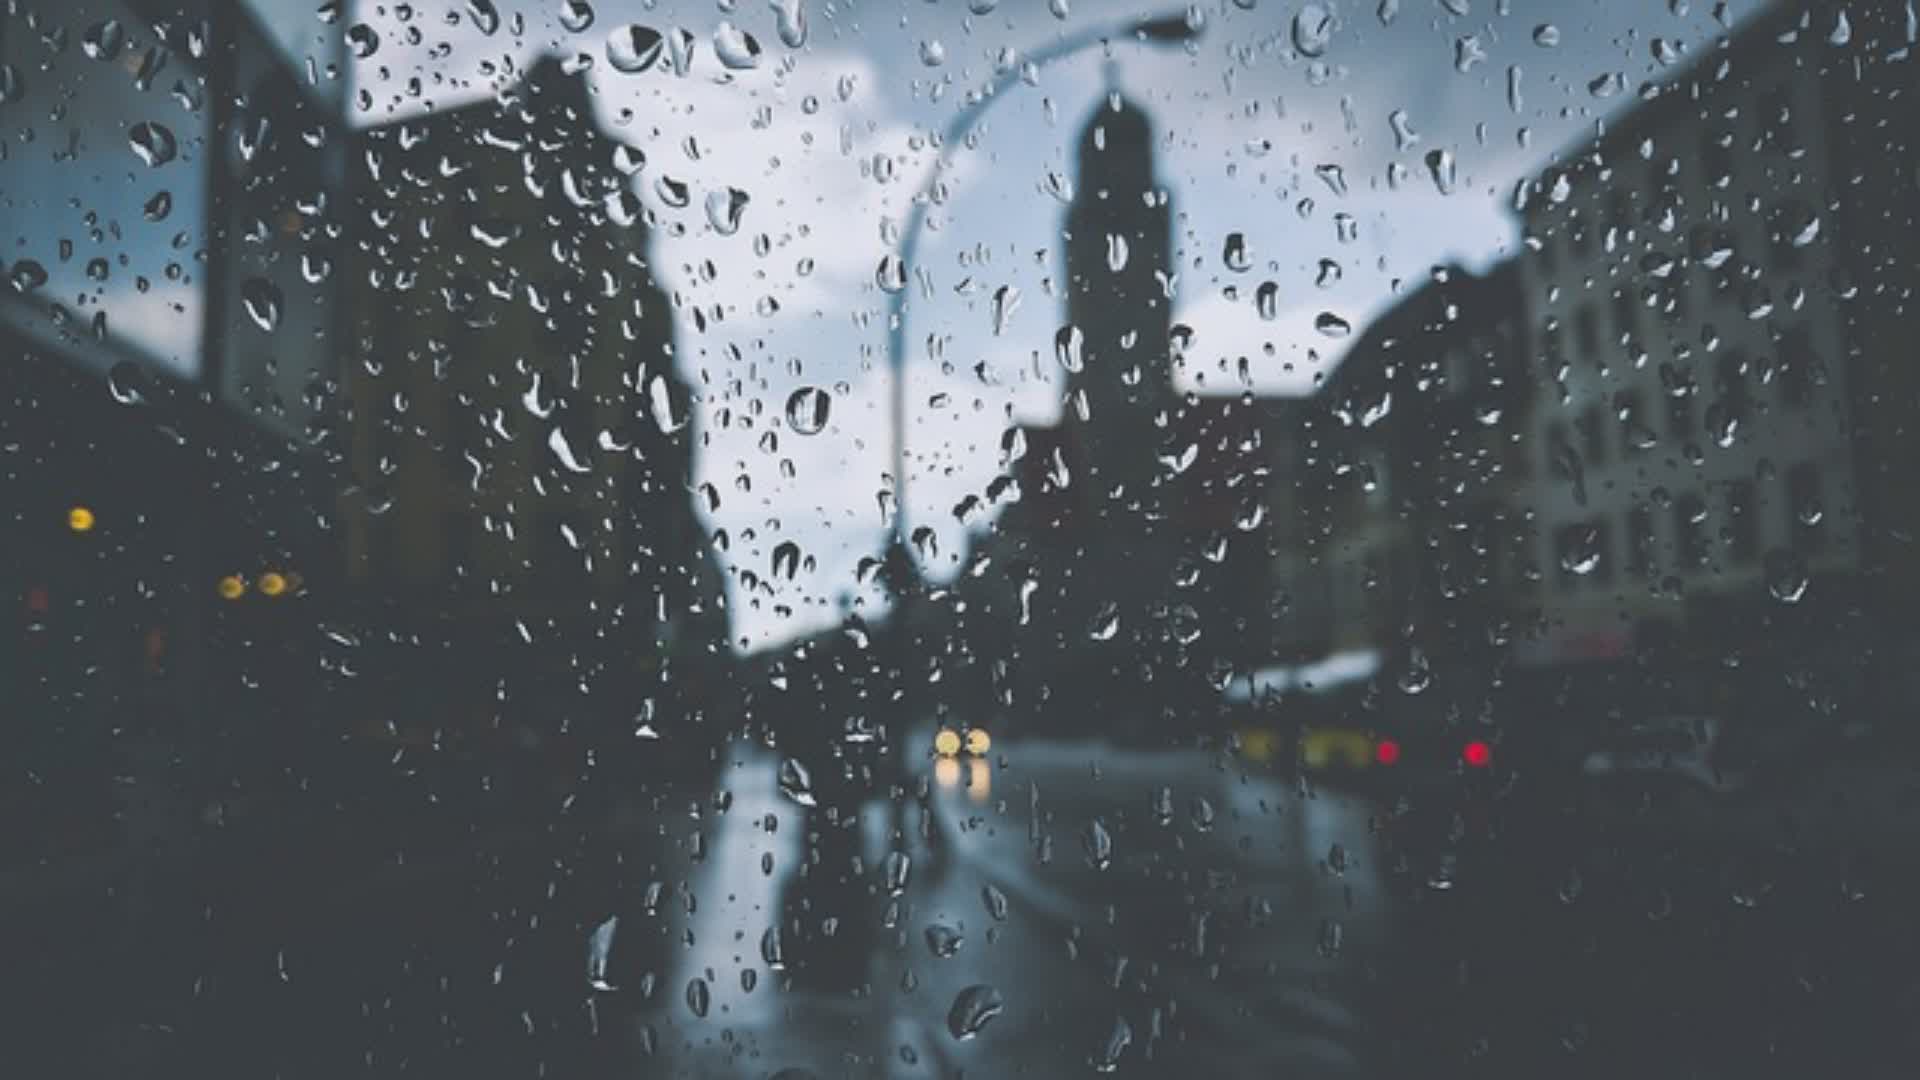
[1507,0,1914,665]
[966,93,1275,730]
[1306,263,1533,664]
[339,58,725,725]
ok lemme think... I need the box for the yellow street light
[67,506,96,533]
[217,575,247,601]
[257,571,289,598]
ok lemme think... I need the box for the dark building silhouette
[1309,263,1533,666]
[965,92,1275,737]
[340,57,726,751]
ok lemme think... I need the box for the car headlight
[964,728,991,755]
[934,729,962,757]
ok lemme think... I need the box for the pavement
[15,726,1920,1079]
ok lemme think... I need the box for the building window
[1546,420,1574,475]
[1666,389,1696,442]
[1726,480,1758,565]
[1777,324,1814,408]
[1716,351,1752,428]
[1675,493,1710,568]
[1702,129,1734,188]
[1611,287,1642,344]
[1578,404,1607,465]
[1615,389,1649,455]
[1627,504,1656,575]
[1575,304,1601,363]
[1787,462,1826,554]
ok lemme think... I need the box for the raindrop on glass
[559,0,595,33]
[946,984,1005,1040]
[713,22,763,69]
[129,122,178,167]
[241,277,283,332]
[785,386,831,435]
[606,25,664,73]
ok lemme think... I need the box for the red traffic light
[1462,740,1493,768]
[1374,738,1402,766]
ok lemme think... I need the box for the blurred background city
[4,1,1919,1076]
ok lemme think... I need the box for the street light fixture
[883,10,1202,577]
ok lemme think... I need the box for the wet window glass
[4,2,1919,1077]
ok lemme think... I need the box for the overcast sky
[8,0,1774,650]
[326,0,1772,651]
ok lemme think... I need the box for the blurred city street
[6,1,1920,1077]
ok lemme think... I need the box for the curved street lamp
[882,11,1204,581]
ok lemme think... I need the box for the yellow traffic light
[964,728,992,755]
[257,571,288,598]
[217,575,247,601]
[933,728,962,757]
[67,506,96,533]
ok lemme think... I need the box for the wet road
[623,739,1392,1077]
[16,731,1920,1078]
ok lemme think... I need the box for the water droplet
[549,427,593,473]
[129,122,178,167]
[875,253,907,293]
[346,23,380,58]
[1764,549,1809,603]
[1222,232,1252,272]
[968,0,999,12]
[1087,603,1120,641]
[785,386,831,434]
[1255,281,1280,320]
[586,916,619,991]
[704,187,748,235]
[1425,148,1456,195]
[761,925,786,968]
[143,190,173,221]
[107,361,151,406]
[1082,817,1113,869]
[467,0,502,35]
[772,0,808,49]
[1292,4,1337,57]
[240,277,283,332]
[666,27,697,74]
[884,849,912,895]
[559,0,595,33]
[81,19,125,62]
[1106,233,1129,272]
[1559,525,1602,575]
[0,65,23,105]
[1090,1015,1133,1073]
[1388,109,1419,151]
[1315,311,1352,338]
[8,259,48,293]
[607,25,664,72]
[1533,23,1560,47]
[713,22,763,69]
[777,756,815,805]
[924,923,963,958]
[1054,325,1085,373]
[946,984,1005,1040]
[1189,796,1215,832]
[990,285,1021,335]
[686,977,710,1018]
[981,884,1009,921]
[919,39,947,66]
